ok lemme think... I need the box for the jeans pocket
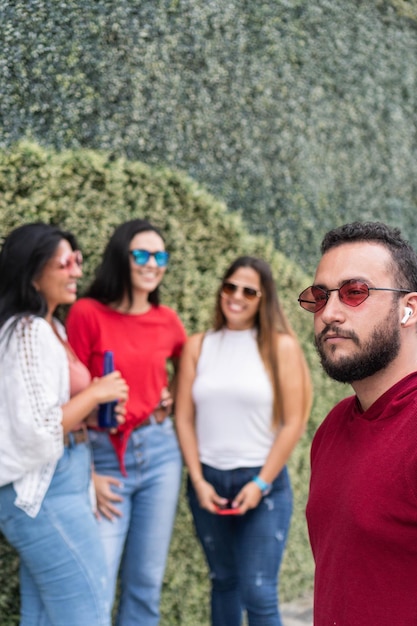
[161,417,175,435]
[88,429,112,452]
[87,428,100,445]
[50,444,91,496]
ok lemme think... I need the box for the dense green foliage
[0,142,347,625]
[1,0,417,270]
[2,1,416,620]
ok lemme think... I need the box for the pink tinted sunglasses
[57,250,83,271]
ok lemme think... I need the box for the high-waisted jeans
[0,442,111,626]
[188,464,293,626]
[89,417,182,626]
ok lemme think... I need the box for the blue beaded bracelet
[252,475,271,495]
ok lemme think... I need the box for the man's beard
[314,309,401,384]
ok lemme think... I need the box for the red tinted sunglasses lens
[298,281,371,313]
[310,286,328,312]
[298,287,319,312]
[339,281,369,306]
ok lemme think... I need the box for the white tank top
[192,328,276,470]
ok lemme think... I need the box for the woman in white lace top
[0,223,128,626]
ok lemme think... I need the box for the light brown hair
[213,256,311,427]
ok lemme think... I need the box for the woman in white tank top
[176,256,312,626]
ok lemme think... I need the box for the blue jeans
[89,418,182,626]
[188,464,293,626]
[0,442,111,626]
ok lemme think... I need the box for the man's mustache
[316,324,360,347]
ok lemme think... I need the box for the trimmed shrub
[0,1,417,271]
[0,142,346,625]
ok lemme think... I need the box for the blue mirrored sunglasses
[129,249,169,267]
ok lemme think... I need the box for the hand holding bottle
[97,351,125,428]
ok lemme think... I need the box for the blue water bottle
[97,351,118,429]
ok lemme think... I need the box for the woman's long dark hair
[86,219,165,308]
[0,222,78,329]
[213,256,293,427]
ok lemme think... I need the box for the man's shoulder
[321,394,356,427]
[312,395,356,449]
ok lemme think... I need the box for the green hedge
[0,142,347,625]
[1,0,417,270]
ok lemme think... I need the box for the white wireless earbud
[401,307,413,324]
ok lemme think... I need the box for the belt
[133,415,170,431]
[133,417,152,431]
[64,428,89,447]
[86,416,165,436]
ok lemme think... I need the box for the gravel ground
[281,592,313,626]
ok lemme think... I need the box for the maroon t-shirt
[307,372,417,626]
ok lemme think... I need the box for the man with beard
[298,221,417,626]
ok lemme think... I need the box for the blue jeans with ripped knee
[188,464,293,626]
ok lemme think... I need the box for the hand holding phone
[214,500,241,515]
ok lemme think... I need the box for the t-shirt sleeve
[169,309,187,359]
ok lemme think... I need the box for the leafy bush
[1,0,417,271]
[2,1,416,619]
[0,142,346,625]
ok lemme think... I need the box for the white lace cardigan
[0,316,68,517]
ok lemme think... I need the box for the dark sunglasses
[221,281,262,301]
[298,279,410,313]
[129,249,169,267]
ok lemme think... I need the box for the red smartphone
[214,501,241,515]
